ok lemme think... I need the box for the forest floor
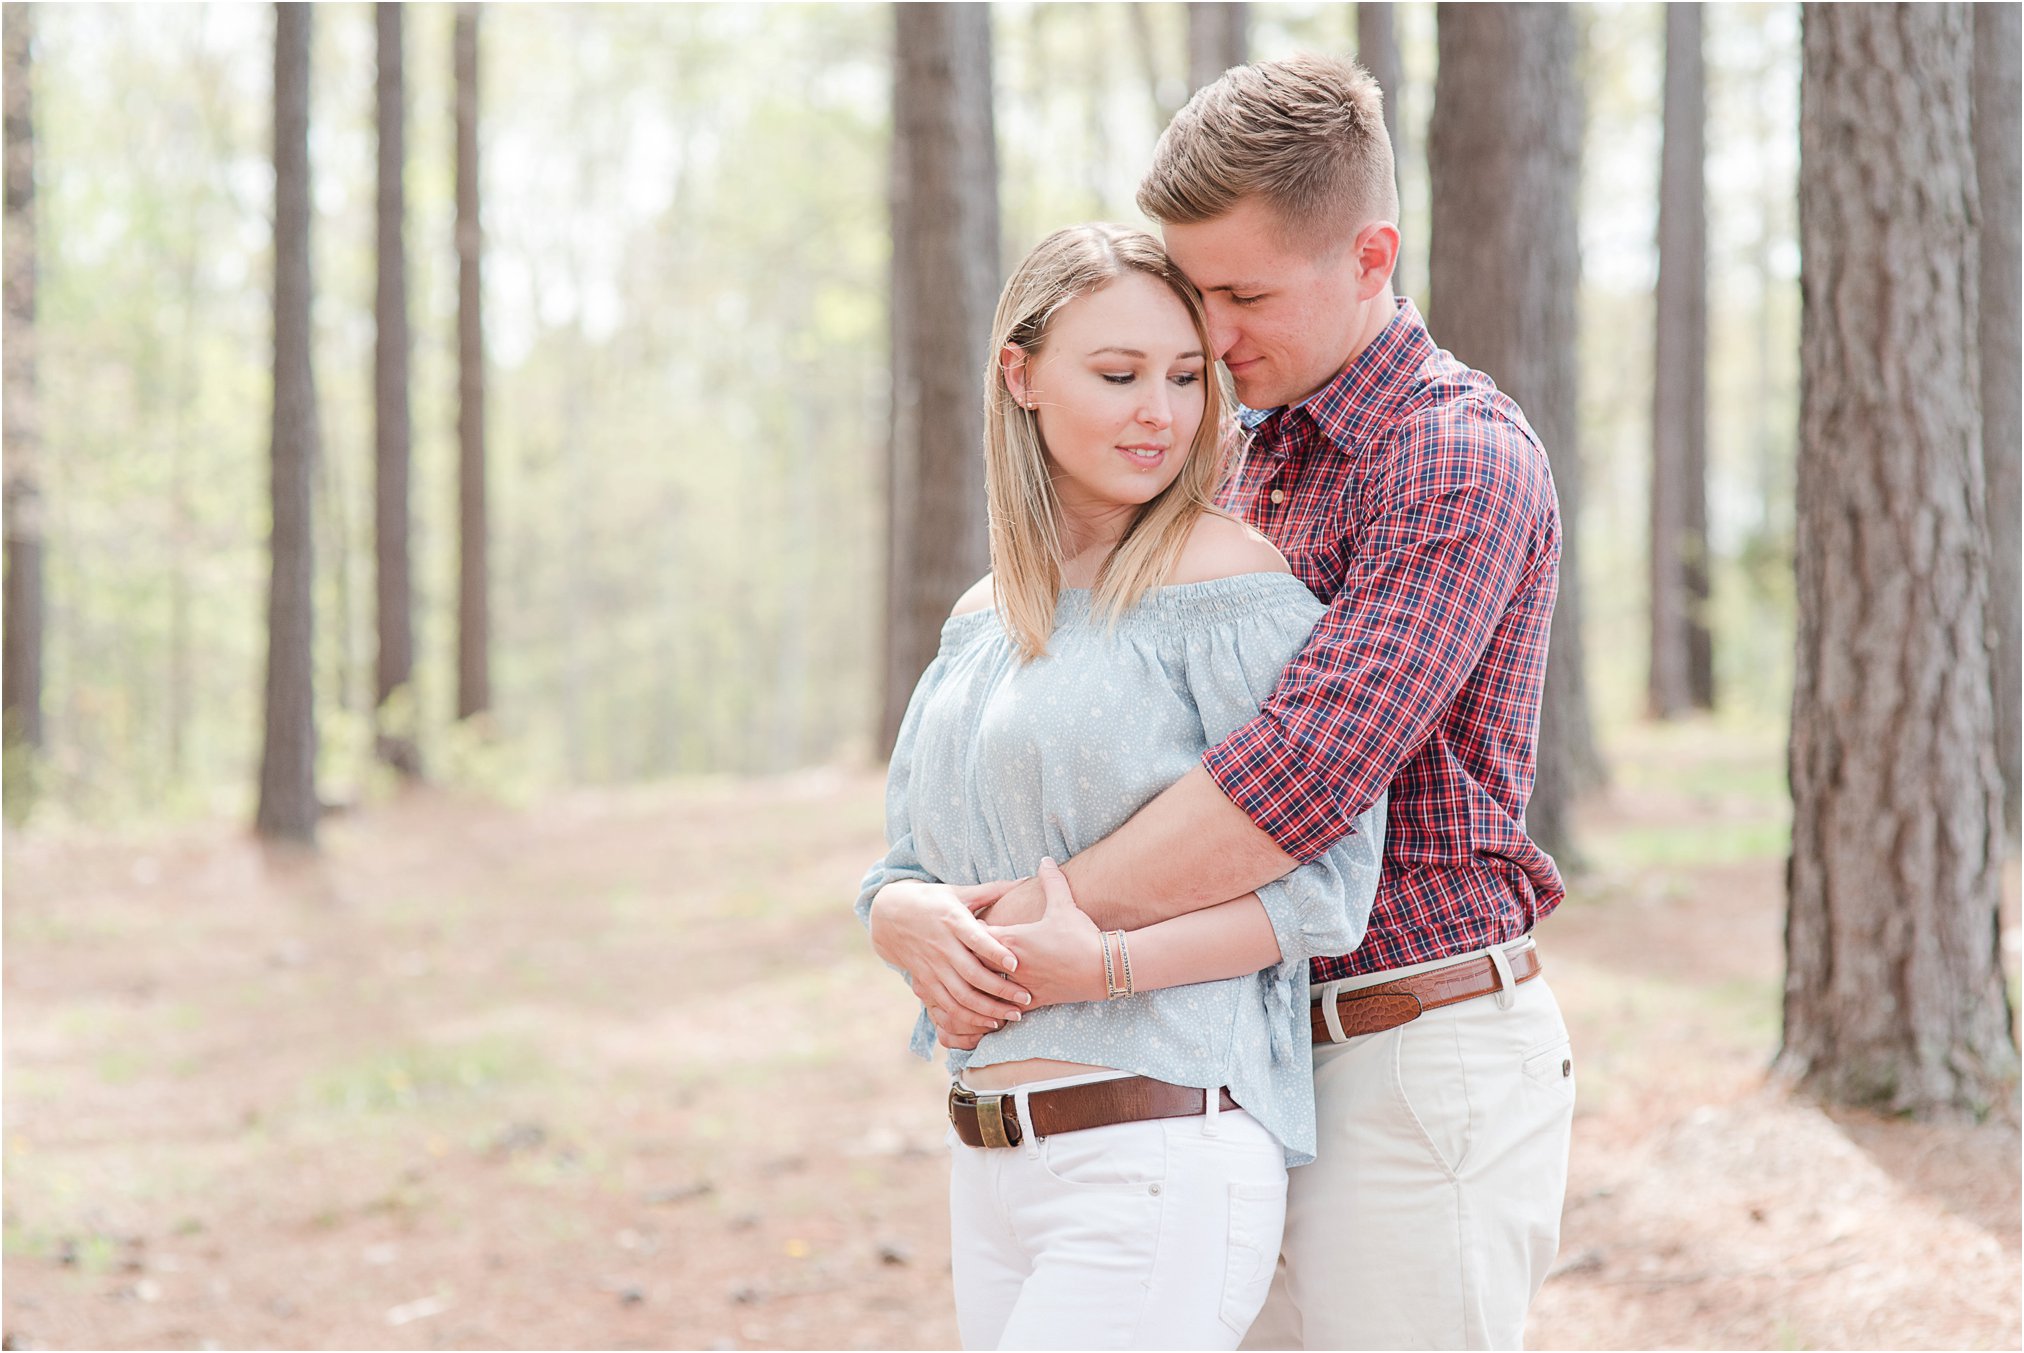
[3,722,2019,1351]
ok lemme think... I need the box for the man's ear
[1352,221,1402,301]
[1000,344,1034,407]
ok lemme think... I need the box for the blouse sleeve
[854,652,950,951]
[854,649,957,1062]
[1181,593,1387,967]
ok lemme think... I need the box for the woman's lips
[1116,444,1168,466]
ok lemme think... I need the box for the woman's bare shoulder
[950,573,997,617]
[1164,511,1291,585]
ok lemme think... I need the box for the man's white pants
[948,1071,1290,1350]
[1242,943,1576,1351]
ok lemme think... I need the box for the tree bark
[3,4,42,761]
[1427,2,1595,862]
[374,1,419,776]
[1649,2,1712,718]
[455,3,490,722]
[1356,3,1403,159]
[880,3,999,754]
[1782,2,2017,1118]
[1975,2,2021,835]
[1187,3,1247,93]
[257,1,320,844]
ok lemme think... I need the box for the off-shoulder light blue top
[856,571,1386,1166]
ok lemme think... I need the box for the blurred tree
[1187,3,1246,93]
[1649,1,1711,718]
[1356,2,1402,169]
[455,2,489,723]
[1783,2,2016,1117]
[375,1,420,777]
[1356,3,1404,281]
[1975,2,2020,835]
[3,3,42,776]
[881,3,999,754]
[1428,2,1594,863]
[257,1,320,844]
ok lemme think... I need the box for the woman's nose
[1137,387,1173,429]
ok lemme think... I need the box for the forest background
[2,3,2020,1350]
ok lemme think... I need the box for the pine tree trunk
[1649,1,1712,718]
[374,1,419,777]
[257,1,320,844]
[455,3,490,722]
[1975,2,2021,836]
[1356,3,1403,161]
[1187,3,1247,93]
[880,3,999,754]
[1427,2,1595,862]
[1782,2,2017,1118]
[3,4,43,761]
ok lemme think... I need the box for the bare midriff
[963,1057,1115,1091]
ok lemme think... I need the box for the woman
[857,224,1385,1350]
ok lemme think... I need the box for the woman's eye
[1101,373,1135,385]
[1172,372,1200,387]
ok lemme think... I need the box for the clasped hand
[869,859,1107,1050]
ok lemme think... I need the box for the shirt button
[1270,489,1286,505]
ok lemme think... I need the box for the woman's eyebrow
[1086,346,1207,360]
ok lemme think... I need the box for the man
[871,53,1573,1350]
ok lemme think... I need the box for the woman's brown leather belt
[948,1075,1240,1149]
[1310,946,1543,1044]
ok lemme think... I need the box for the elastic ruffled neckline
[939,571,1317,652]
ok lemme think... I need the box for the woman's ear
[1000,344,1034,409]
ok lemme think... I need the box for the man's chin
[1232,376,1285,411]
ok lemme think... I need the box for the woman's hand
[869,879,1032,1043]
[988,858,1109,1008]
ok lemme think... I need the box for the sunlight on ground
[2,733,2017,1351]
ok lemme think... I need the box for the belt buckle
[951,1085,1017,1148]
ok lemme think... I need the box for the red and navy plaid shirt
[1205,299,1565,981]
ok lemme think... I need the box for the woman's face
[1006,271,1208,530]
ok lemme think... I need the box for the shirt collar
[1235,297,1429,456]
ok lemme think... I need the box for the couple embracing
[858,53,1575,1351]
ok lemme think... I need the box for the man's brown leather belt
[1310,946,1543,1044]
[949,1075,1240,1149]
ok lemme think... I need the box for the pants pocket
[1217,1181,1287,1336]
[1521,1036,1576,1104]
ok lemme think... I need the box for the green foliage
[21,3,1803,827]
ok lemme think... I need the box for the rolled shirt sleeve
[1204,398,1559,863]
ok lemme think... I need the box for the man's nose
[1205,301,1240,359]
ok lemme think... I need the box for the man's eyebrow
[1086,346,1207,360]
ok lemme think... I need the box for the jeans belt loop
[1488,943,1518,1011]
[1202,1081,1222,1135]
[1014,1085,1040,1157]
[1320,978,1351,1043]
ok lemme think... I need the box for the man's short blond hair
[1137,52,1398,250]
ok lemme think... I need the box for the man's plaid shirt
[1205,299,1566,981]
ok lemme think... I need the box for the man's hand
[869,879,1032,1041]
[990,858,1108,1008]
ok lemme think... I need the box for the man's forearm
[1064,766,1299,930]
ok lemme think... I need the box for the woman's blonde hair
[984,223,1232,661]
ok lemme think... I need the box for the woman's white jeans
[948,1071,1289,1350]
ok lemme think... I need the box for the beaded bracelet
[1103,930,1131,1000]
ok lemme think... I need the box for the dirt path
[4,728,2018,1350]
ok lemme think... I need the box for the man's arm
[984,768,1297,932]
[988,402,1555,933]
